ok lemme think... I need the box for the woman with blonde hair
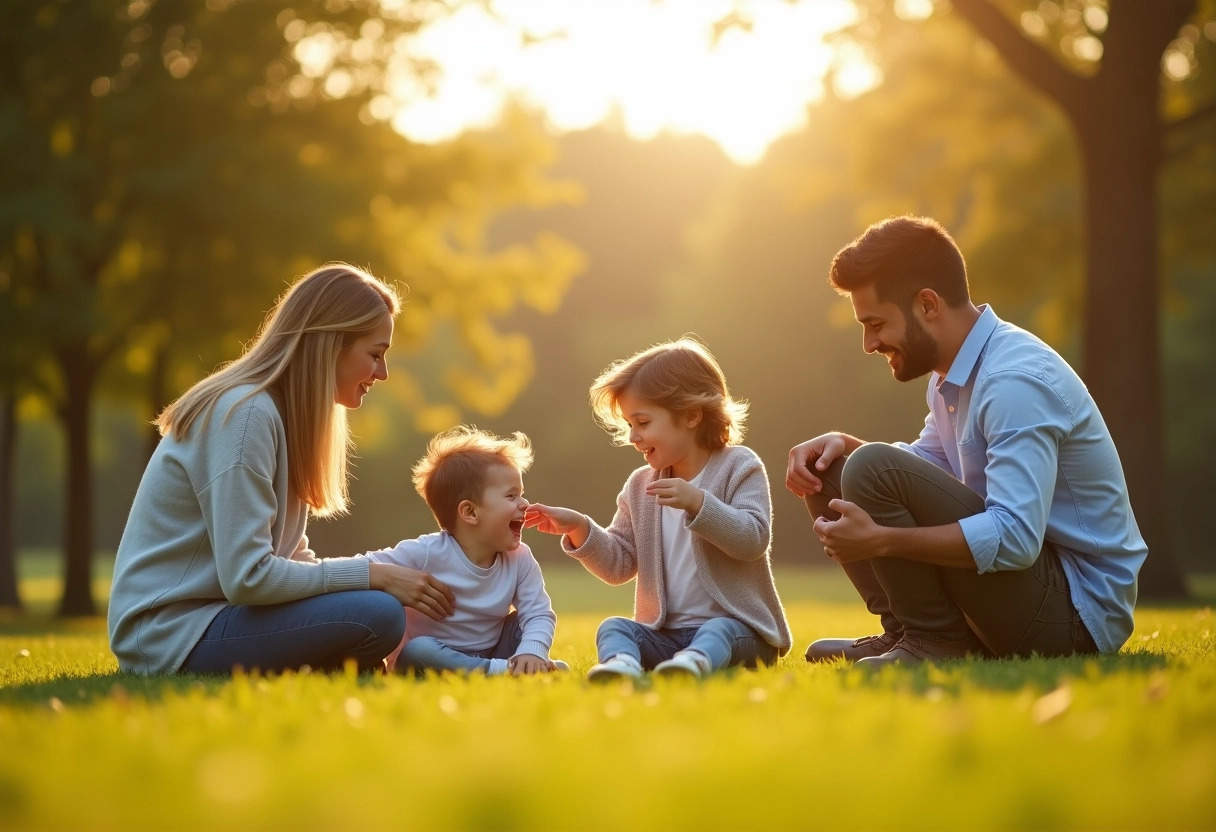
[108,263,455,675]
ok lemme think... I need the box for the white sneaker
[486,658,510,676]
[586,654,643,683]
[551,659,570,672]
[653,649,711,680]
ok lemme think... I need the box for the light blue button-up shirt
[893,306,1146,652]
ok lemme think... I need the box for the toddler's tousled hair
[589,338,747,450]
[412,425,534,532]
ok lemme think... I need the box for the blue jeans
[181,591,405,674]
[596,616,776,672]
[398,611,523,676]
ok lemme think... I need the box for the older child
[364,426,562,676]
[526,338,791,681]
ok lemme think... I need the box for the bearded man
[788,216,1146,666]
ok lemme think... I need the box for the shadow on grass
[0,672,229,707]
[0,666,392,707]
[0,653,1183,711]
[839,651,1171,695]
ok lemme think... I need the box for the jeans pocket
[1071,615,1097,654]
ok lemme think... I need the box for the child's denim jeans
[596,615,775,671]
[397,610,525,676]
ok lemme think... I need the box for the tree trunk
[0,393,20,610]
[1073,6,1189,599]
[949,0,1193,599]
[56,346,98,617]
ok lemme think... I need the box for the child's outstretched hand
[524,503,590,549]
[647,478,705,515]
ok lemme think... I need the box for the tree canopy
[0,0,583,614]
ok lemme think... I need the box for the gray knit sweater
[563,444,791,654]
[107,385,370,674]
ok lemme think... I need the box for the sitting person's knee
[597,616,633,635]
[841,441,906,491]
[366,591,406,642]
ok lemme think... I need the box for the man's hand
[786,432,860,497]
[508,654,554,675]
[811,498,885,564]
[524,503,591,549]
[645,478,705,515]
[369,563,456,621]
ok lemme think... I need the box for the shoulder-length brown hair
[589,337,748,450]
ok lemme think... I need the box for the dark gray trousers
[806,443,1097,658]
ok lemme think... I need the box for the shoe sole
[653,666,699,680]
[586,667,640,684]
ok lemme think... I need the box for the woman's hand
[369,562,455,621]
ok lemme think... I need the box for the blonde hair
[412,425,534,532]
[156,263,400,517]
[590,338,747,450]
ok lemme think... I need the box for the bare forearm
[838,433,866,455]
[876,523,977,570]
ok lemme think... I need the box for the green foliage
[1,570,1214,831]
[0,1,584,608]
[0,0,583,426]
[822,8,1088,348]
[674,1,1216,574]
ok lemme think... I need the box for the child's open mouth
[510,519,523,535]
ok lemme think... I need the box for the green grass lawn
[1,556,1214,831]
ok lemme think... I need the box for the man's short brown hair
[828,216,970,311]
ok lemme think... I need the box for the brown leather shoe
[805,632,900,663]
[856,634,984,668]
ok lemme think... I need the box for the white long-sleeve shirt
[364,531,556,660]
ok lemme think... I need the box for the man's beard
[887,313,939,382]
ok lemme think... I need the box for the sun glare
[375,0,874,165]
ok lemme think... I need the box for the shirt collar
[942,304,998,388]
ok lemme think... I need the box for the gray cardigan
[563,444,791,655]
[107,385,370,674]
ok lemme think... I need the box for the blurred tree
[0,396,12,610]
[945,0,1204,595]
[0,0,581,615]
[0,204,62,612]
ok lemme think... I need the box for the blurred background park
[1,0,1213,618]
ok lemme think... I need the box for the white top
[661,471,728,627]
[364,531,556,660]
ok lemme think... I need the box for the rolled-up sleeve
[962,371,1070,573]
